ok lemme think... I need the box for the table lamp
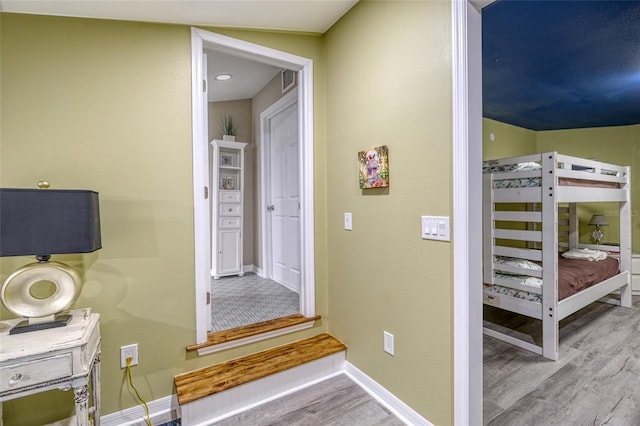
[0,188,101,334]
[588,214,608,245]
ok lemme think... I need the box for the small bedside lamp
[588,214,608,245]
[0,188,101,334]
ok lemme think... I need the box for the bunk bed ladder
[541,153,559,361]
[619,165,632,308]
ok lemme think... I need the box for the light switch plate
[421,216,450,241]
[344,213,352,230]
[383,331,394,355]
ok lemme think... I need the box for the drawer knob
[9,373,23,385]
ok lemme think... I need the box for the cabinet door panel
[219,230,241,274]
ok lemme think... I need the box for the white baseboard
[345,362,433,426]
[100,359,432,426]
[100,394,180,426]
[210,265,259,278]
[243,264,264,275]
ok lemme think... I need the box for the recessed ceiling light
[215,74,232,81]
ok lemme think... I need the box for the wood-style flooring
[176,333,346,405]
[484,296,640,425]
[213,374,406,426]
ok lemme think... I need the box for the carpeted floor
[211,273,299,331]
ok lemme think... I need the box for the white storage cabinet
[211,140,247,279]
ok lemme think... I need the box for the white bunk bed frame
[483,151,631,361]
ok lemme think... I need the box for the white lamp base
[0,261,82,334]
[592,228,604,245]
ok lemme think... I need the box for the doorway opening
[191,28,316,346]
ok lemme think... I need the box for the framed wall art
[220,176,236,190]
[220,153,235,166]
[358,145,389,189]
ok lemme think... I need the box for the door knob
[267,204,275,211]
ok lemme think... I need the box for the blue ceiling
[483,0,640,131]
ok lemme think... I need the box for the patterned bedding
[482,161,620,189]
[485,256,620,303]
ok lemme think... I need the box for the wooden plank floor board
[187,314,320,351]
[213,374,405,426]
[485,297,640,425]
[175,333,346,405]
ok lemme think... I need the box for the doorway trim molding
[453,0,486,423]
[190,27,315,344]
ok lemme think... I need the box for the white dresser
[0,308,101,426]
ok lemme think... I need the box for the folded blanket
[561,248,607,261]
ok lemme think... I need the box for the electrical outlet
[383,331,394,356]
[120,343,139,368]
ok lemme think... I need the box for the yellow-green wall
[484,118,640,252]
[1,3,460,424]
[537,125,640,251]
[0,13,329,425]
[325,2,453,425]
[483,117,537,159]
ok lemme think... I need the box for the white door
[269,101,301,291]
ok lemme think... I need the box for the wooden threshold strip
[175,333,347,405]
[187,314,320,352]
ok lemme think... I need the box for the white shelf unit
[211,139,247,279]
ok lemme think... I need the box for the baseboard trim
[101,360,431,426]
[243,264,255,274]
[210,265,257,277]
[345,362,433,426]
[100,394,180,426]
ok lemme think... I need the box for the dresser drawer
[219,205,241,216]
[220,191,241,203]
[0,353,72,393]
[219,217,241,229]
[631,255,640,273]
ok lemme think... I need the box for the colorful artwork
[358,145,389,189]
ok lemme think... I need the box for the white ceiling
[206,50,281,102]
[0,0,358,33]
[1,0,357,102]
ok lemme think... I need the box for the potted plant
[222,115,237,141]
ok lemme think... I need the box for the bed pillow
[495,256,542,271]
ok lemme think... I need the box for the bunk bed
[482,152,632,361]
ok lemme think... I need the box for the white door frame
[259,88,298,287]
[453,0,489,424]
[191,28,315,344]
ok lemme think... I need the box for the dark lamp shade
[0,188,102,257]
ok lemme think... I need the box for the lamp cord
[126,357,153,426]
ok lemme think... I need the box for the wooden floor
[176,333,346,405]
[484,296,640,425]
[187,314,319,351]
[213,374,406,426]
